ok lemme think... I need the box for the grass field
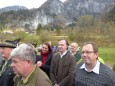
[99,47,115,67]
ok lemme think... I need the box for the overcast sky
[0,0,67,9]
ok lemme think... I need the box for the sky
[0,0,67,9]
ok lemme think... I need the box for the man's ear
[26,59,32,63]
[95,52,98,59]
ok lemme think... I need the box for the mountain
[0,0,115,30]
[64,0,115,20]
[105,6,115,22]
[0,5,28,13]
[34,0,68,26]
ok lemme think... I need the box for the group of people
[0,39,115,86]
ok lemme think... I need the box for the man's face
[58,40,68,53]
[0,47,13,60]
[11,57,29,76]
[81,44,98,65]
[71,43,77,52]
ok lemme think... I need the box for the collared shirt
[1,60,7,71]
[17,65,36,85]
[60,51,67,58]
[80,61,100,74]
[1,59,9,72]
[0,58,12,76]
[2,57,11,71]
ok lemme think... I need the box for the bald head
[71,43,78,48]
[71,42,78,53]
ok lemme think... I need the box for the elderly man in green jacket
[70,42,81,62]
[10,44,52,86]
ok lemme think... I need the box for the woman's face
[42,44,49,53]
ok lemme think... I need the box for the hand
[37,61,42,67]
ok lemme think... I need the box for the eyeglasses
[81,51,94,55]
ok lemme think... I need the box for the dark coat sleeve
[50,53,59,85]
[0,67,15,86]
[36,55,41,63]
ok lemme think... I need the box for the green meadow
[0,28,115,67]
[99,47,115,67]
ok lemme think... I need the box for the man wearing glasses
[74,42,115,86]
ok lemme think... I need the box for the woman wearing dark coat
[36,42,53,77]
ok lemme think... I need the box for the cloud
[0,0,47,9]
[0,0,67,9]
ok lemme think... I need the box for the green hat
[0,40,16,48]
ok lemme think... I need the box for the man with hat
[0,40,16,86]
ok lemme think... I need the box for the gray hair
[10,44,36,64]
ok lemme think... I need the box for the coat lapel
[46,54,51,62]
[0,60,5,71]
[55,53,61,76]
[0,59,11,75]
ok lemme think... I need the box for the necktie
[0,60,6,75]
[0,60,5,70]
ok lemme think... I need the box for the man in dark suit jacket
[0,40,16,86]
[50,39,76,86]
